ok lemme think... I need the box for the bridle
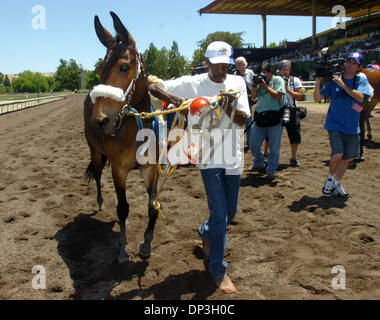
[89,43,144,136]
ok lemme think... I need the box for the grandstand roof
[301,12,380,41]
[199,0,380,18]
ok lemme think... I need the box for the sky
[0,0,338,74]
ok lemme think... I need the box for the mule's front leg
[139,204,159,259]
[139,165,159,259]
[116,201,130,263]
[112,165,130,263]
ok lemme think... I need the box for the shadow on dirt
[55,212,216,300]
[288,195,348,213]
[109,269,216,300]
[55,212,148,299]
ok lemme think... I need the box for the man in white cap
[149,41,250,293]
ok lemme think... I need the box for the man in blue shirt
[314,52,372,198]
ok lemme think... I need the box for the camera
[281,103,291,126]
[252,73,268,86]
[314,47,345,80]
[275,70,289,86]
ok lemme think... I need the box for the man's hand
[334,75,365,103]
[258,79,268,89]
[149,82,183,107]
[314,77,325,102]
[315,76,323,83]
[218,91,247,127]
[332,76,345,88]
[218,91,235,110]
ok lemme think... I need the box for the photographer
[279,60,305,167]
[249,62,286,180]
[314,52,372,198]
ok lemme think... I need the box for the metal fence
[0,94,68,115]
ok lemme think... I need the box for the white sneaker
[334,182,349,198]
[322,177,335,197]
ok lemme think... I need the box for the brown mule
[360,68,380,158]
[84,12,159,263]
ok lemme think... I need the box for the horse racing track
[0,94,379,300]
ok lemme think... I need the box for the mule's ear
[110,11,136,48]
[94,15,115,49]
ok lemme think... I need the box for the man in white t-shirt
[234,56,255,146]
[279,60,304,167]
[149,41,250,294]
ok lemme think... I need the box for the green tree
[0,72,4,84]
[47,77,55,92]
[158,47,170,80]
[86,58,103,89]
[143,43,171,79]
[197,31,244,58]
[144,41,190,79]
[191,49,204,66]
[3,75,11,87]
[168,41,188,79]
[12,71,49,93]
[54,59,84,91]
[268,42,277,48]
[33,73,49,94]
[278,39,287,48]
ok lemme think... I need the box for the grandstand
[230,12,380,79]
[269,12,380,80]
[200,1,380,80]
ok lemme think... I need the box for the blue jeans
[245,116,254,147]
[249,123,284,175]
[198,168,241,280]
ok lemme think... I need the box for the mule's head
[90,12,147,133]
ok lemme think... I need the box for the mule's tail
[84,154,108,183]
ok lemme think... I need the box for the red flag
[352,104,363,113]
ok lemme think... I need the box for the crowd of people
[246,31,380,72]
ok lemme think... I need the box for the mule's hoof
[139,243,151,259]
[99,203,105,211]
[118,252,129,263]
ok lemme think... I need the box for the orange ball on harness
[190,97,209,116]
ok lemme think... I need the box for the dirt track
[0,94,379,300]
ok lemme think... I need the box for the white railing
[301,81,316,89]
[0,94,67,115]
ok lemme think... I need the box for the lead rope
[153,108,188,218]
[152,91,238,219]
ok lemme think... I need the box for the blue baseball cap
[347,52,363,65]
